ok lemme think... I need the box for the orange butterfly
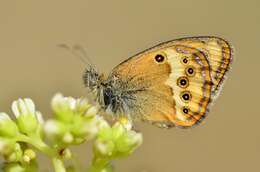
[83,36,233,128]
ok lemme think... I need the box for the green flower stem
[52,157,66,172]
[16,134,67,172]
[16,134,54,157]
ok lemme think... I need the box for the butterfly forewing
[108,36,233,128]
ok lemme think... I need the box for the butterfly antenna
[73,44,95,67]
[57,44,94,67]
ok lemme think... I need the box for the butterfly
[82,36,233,128]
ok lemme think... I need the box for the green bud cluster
[45,93,101,147]
[90,122,143,171]
[0,93,143,172]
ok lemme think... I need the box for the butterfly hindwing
[171,37,233,98]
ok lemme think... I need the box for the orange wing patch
[110,50,176,125]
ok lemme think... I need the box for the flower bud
[0,113,19,137]
[118,117,132,131]
[44,120,68,144]
[0,139,18,157]
[96,117,110,129]
[2,162,25,172]
[116,130,143,155]
[51,93,75,122]
[75,98,91,115]
[70,116,99,142]
[95,140,115,157]
[12,99,35,118]
[23,149,36,163]
[94,122,143,159]
[4,143,23,162]
[85,106,98,118]
[111,123,125,139]
[62,132,74,144]
[11,98,40,135]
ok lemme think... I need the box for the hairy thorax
[83,68,138,117]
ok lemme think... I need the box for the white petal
[62,132,74,143]
[35,111,44,124]
[11,101,20,118]
[24,98,35,114]
[0,112,11,121]
[51,93,64,107]
[44,120,59,134]
[95,142,109,155]
[78,98,88,106]
[96,116,110,129]
[18,99,27,115]
[128,131,143,146]
[86,106,98,117]
[67,97,76,110]
[119,117,133,131]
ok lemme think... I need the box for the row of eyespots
[177,56,196,114]
[153,53,195,115]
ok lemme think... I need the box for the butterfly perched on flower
[80,36,233,128]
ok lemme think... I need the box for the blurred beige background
[0,0,259,172]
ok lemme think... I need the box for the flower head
[47,93,103,145]
[11,98,43,135]
[94,122,143,159]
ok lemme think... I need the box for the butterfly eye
[177,76,189,88]
[154,54,165,63]
[180,91,192,102]
[185,66,195,77]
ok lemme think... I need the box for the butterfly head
[83,67,104,90]
[83,67,110,108]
